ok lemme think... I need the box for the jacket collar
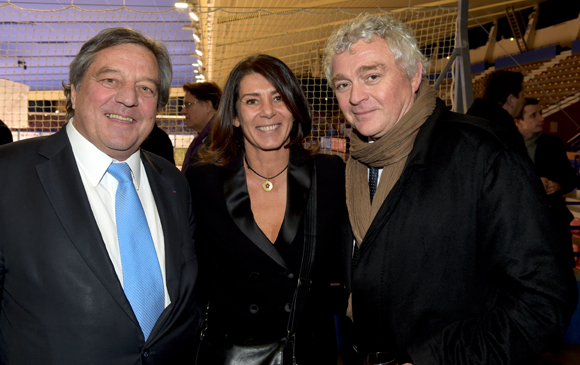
[222,144,313,269]
[404,98,448,170]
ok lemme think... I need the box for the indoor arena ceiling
[0,0,548,91]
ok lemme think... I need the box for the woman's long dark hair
[199,54,314,166]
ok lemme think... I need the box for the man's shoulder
[538,133,563,145]
[141,149,183,175]
[432,104,514,149]
[0,134,55,163]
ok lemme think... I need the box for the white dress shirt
[67,121,170,307]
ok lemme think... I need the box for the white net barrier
[0,4,458,160]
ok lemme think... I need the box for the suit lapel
[278,146,312,247]
[35,128,138,326]
[222,154,289,270]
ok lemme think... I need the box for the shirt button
[249,304,259,314]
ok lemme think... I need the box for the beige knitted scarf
[346,79,437,247]
[345,80,436,320]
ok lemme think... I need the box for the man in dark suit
[0,28,198,364]
[180,81,221,173]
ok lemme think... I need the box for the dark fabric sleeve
[407,148,578,365]
[539,135,578,195]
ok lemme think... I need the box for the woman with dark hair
[187,54,346,364]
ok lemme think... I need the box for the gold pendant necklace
[244,156,288,192]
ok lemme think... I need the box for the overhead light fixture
[195,75,203,79]
[197,59,203,66]
[195,49,203,56]
[510,37,514,41]
[189,12,199,21]
[193,33,201,43]
[192,63,199,66]
[194,69,199,73]
[175,2,189,9]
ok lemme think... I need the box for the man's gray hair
[63,27,172,119]
[323,13,428,86]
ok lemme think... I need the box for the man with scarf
[323,13,578,365]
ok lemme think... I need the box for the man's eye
[335,82,349,90]
[368,74,379,81]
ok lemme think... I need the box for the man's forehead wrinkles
[95,67,120,77]
[356,63,386,75]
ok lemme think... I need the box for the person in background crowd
[187,54,346,364]
[0,27,198,364]
[180,81,221,173]
[141,123,176,164]
[324,12,577,364]
[515,97,579,267]
[467,70,526,153]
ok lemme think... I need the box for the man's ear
[71,84,77,110]
[203,100,213,113]
[411,61,423,92]
[507,93,517,108]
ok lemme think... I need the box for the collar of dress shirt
[66,119,142,189]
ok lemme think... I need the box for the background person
[324,13,577,364]
[140,123,176,164]
[187,54,346,364]
[180,81,221,173]
[467,70,526,152]
[515,98,579,267]
[0,27,198,364]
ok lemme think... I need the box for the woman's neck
[244,146,290,177]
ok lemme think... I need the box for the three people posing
[0,13,577,365]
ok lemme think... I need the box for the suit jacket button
[284,303,292,312]
[249,272,260,280]
[142,351,149,358]
[286,272,294,279]
[249,304,259,314]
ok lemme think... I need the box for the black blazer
[0,127,199,364]
[186,146,346,364]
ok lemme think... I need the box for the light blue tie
[107,162,164,340]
